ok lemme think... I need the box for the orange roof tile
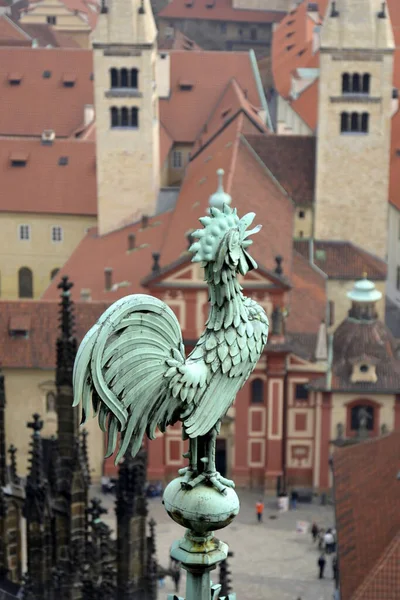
[0,14,31,44]
[159,50,264,143]
[286,251,326,334]
[42,212,173,302]
[159,0,285,24]
[0,299,108,369]
[0,137,96,215]
[0,47,93,137]
[333,432,400,600]
[191,77,269,155]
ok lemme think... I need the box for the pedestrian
[255,499,264,523]
[290,489,299,510]
[318,553,326,579]
[324,529,335,554]
[332,554,338,583]
[311,521,319,542]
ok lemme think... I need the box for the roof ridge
[1,14,32,40]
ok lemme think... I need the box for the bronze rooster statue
[73,170,269,494]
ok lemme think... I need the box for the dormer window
[350,357,378,383]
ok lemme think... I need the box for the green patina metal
[73,169,269,599]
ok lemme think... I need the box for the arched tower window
[350,405,374,431]
[362,73,370,94]
[46,391,56,412]
[131,68,138,89]
[342,73,350,94]
[351,112,359,132]
[120,68,128,88]
[352,73,360,94]
[18,267,33,298]
[340,111,349,133]
[361,112,369,133]
[251,378,264,404]
[131,107,138,128]
[110,107,119,128]
[110,68,119,88]
[121,107,129,127]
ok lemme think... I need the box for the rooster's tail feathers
[73,294,185,463]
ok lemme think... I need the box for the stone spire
[321,0,394,50]
[8,445,20,485]
[56,276,79,463]
[25,414,46,520]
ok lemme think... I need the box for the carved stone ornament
[73,170,269,600]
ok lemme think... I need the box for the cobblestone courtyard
[92,487,336,600]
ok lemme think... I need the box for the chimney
[84,104,95,126]
[315,320,328,361]
[80,288,92,302]
[128,233,136,251]
[41,129,55,146]
[104,268,113,291]
[141,215,149,229]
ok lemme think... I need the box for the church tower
[314,0,394,260]
[92,0,160,236]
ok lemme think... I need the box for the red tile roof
[159,50,264,143]
[0,299,108,369]
[0,14,30,45]
[0,47,93,137]
[22,0,99,29]
[42,212,173,302]
[159,0,285,24]
[294,240,387,280]
[286,251,326,334]
[0,137,96,216]
[18,22,81,47]
[245,133,315,206]
[333,432,400,600]
[192,78,269,155]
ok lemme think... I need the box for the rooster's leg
[179,435,198,487]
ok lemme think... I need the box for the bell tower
[314,0,394,260]
[92,0,160,235]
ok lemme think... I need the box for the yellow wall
[3,368,104,481]
[327,279,386,331]
[0,212,96,299]
[330,392,396,440]
[168,143,192,186]
[294,206,313,239]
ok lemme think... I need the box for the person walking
[290,489,299,510]
[311,522,319,542]
[256,499,264,523]
[324,529,335,555]
[318,553,326,579]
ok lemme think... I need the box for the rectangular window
[295,384,308,400]
[47,16,57,24]
[220,22,227,34]
[51,226,63,242]
[19,224,30,241]
[250,28,257,41]
[397,266,400,291]
[173,150,182,169]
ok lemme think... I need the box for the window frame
[295,383,309,400]
[172,150,182,169]
[46,15,57,24]
[51,226,63,243]
[18,224,31,241]
[18,266,33,299]
[250,378,264,404]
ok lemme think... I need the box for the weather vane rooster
[73,169,269,495]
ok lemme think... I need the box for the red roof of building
[22,0,99,29]
[333,431,400,600]
[0,47,93,137]
[159,50,264,144]
[42,108,326,335]
[0,299,108,369]
[159,0,285,24]
[0,137,96,215]
[0,15,80,47]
